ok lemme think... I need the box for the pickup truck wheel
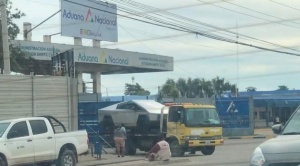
[201,146,215,155]
[0,156,7,166]
[58,150,76,166]
[170,139,184,157]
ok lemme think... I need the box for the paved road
[103,138,268,166]
[183,139,266,166]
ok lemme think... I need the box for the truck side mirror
[177,111,184,123]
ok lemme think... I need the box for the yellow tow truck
[163,103,224,156]
[98,101,223,156]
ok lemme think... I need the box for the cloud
[10,0,300,95]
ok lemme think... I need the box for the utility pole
[0,0,10,74]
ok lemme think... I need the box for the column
[77,71,83,93]
[74,37,82,46]
[93,39,101,47]
[92,72,101,94]
[23,22,32,41]
[43,35,51,43]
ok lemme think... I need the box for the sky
[10,0,300,96]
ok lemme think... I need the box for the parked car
[0,116,89,166]
[250,106,300,166]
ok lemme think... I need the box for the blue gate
[78,101,119,144]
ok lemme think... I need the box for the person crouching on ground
[114,125,126,157]
[146,134,171,161]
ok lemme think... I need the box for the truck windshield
[281,108,300,135]
[185,108,221,127]
[0,122,10,137]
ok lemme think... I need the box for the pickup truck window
[0,122,10,137]
[8,121,29,139]
[29,120,48,135]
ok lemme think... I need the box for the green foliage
[277,85,289,90]
[159,77,236,99]
[160,78,179,100]
[124,83,150,96]
[0,0,33,74]
[7,0,25,40]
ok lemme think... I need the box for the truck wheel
[0,156,7,166]
[201,146,215,155]
[125,139,137,155]
[58,150,76,166]
[190,149,196,154]
[170,139,184,157]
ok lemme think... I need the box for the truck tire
[170,139,184,157]
[125,139,137,155]
[0,156,7,166]
[201,146,215,155]
[136,115,150,133]
[58,150,76,166]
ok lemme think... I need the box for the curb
[121,159,191,166]
[80,158,144,166]
[224,135,274,140]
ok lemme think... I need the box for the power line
[176,45,300,63]
[223,0,300,26]
[40,0,299,55]
[102,17,300,48]
[118,25,235,52]
[197,0,300,30]
[269,0,300,12]
[108,0,300,54]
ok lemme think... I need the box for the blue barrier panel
[78,101,120,143]
[216,97,250,128]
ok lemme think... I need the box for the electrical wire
[223,0,300,26]
[269,0,300,12]
[197,0,300,30]
[108,0,300,53]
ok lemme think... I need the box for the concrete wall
[0,75,78,131]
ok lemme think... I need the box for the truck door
[167,106,185,137]
[6,121,34,165]
[29,120,56,162]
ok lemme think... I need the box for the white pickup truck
[0,116,89,166]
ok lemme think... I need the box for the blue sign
[216,97,250,128]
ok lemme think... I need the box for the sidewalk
[78,154,144,166]
[78,151,190,166]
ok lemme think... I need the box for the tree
[176,78,187,97]
[0,0,35,74]
[199,78,213,98]
[160,78,179,100]
[212,76,236,97]
[124,83,150,95]
[160,77,236,99]
[246,87,256,92]
[277,85,289,91]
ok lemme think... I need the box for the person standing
[275,116,280,124]
[114,125,126,157]
[146,135,171,161]
[120,124,126,139]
